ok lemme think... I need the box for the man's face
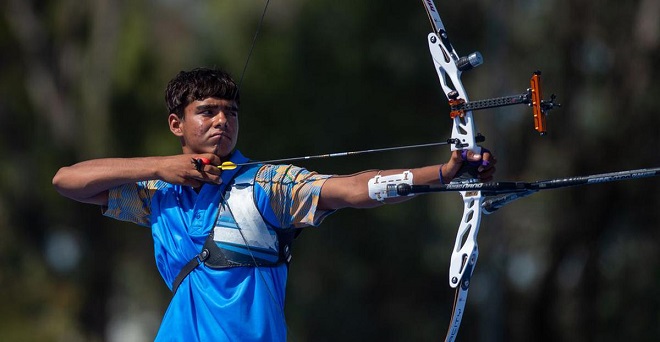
[169,97,239,158]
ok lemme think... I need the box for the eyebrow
[195,104,238,112]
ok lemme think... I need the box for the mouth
[209,132,229,141]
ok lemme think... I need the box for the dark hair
[165,67,240,117]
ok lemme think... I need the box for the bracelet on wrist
[439,164,445,184]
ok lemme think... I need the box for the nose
[213,112,228,128]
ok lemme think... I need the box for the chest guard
[172,165,295,294]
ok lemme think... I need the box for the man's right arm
[52,154,223,205]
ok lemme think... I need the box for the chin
[212,147,233,158]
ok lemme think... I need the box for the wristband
[439,164,446,184]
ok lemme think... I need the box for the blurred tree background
[1,0,659,341]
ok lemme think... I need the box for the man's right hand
[155,153,223,188]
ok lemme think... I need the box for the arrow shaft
[228,140,456,168]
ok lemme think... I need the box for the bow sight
[447,71,561,135]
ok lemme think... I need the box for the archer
[52,68,496,341]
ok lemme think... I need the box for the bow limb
[445,190,483,342]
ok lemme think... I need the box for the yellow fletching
[218,161,237,170]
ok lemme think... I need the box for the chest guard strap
[172,165,296,294]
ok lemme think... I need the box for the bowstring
[224,1,296,340]
[237,0,270,91]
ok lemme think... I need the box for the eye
[223,105,239,117]
[197,108,216,116]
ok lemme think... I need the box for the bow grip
[451,145,483,183]
[451,162,480,183]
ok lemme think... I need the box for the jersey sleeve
[102,180,163,227]
[255,164,335,228]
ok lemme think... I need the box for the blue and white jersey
[103,150,334,341]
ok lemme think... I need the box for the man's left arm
[318,149,496,210]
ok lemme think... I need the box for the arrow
[196,138,485,170]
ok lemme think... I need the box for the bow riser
[427,34,480,153]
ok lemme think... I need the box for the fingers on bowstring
[190,156,222,184]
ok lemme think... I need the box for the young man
[52,67,496,341]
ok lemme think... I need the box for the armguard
[368,171,414,202]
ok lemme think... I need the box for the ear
[168,113,184,137]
